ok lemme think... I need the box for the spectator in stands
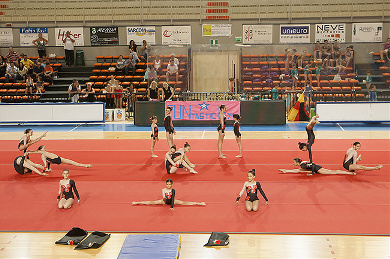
[313,41,322,60]
[345,46,354,67]
[147,80,159,101]
[148,66,157,84]
[20,54,34,74]
[271,84,279,100]
[115,55,129,75]
[36,81,44,94]
[303,61,312,86]
[332,40,341,59]
[113,80,123,108]
[365,72,372,92]
[125,83,136,112]
[334,55,346,74]
[68,79,81,102]
[44,60,54,85]
[32,33,49,58]
[6,47,18,63]
[229,78,235,92]
[290,64,298,90]
[63,31,75,67]
[284,48,292,73]
[166,59,179,82]
[5,62,20,83]
[17,62,28,82]
[297,50,306,69]
[314,63,322,87]
[105,75,116,108]
[38,58,45,67]
[128,40,139,54]
[139,40,151,61]
[321,40,332,59]
[154,55,162,75]
[32,61,44,81]
[0,56,6,77]
[162,82,174,101]
[82,82,96,102]
[25,75,35,95]
[170,54,179,66]
[370,85,377,101]
[129,53,138,75]
[380,38,390,61]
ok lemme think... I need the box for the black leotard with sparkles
[300,162,322,174]
[163,189,175,208]
[57,179,80,200]
[343,154,354,172]
[47,156,61,164]
[218,116,226,133]
[18,137,30,153]
[236,182,268,202]
[233,121,241,137]
[151,125,158,139]
[306,126,315,163]
[164,115,174,134]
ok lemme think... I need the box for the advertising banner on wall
[19,28,48,46]
[165,101,240,121]
[126,26,156,45]
[352,23,383,42]
[90,27,118,46]
[243,25,273,44]
[315,23,345,43]
[0,28,13,47]
[202,24,231,37]
[55,28,84,46]
[162,26,191,45]
[280,24,310,43]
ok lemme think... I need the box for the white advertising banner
[280,24,310,43]
[55,27,84,46]
[126,26,156,45]
[0,28,13,47]
[202,24,231,37]
[20,28,49,46]
[243,25,273,44]
[162,26,191,45]
[352,23,383,42]
[315,23,345,43]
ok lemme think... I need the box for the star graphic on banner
[198,102,210,111]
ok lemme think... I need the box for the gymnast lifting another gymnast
[57,169,80,209]
[235,169,269,212]
[279,158,356,175]
[18,129,47,154]
[132,179,206,210]
[27,145,93,171]
[233,114,243,158]
[165,143,197,174]
[218,105,227,158]
[164,106,175,148]
[13,155,48,176]
[298,114,319,163]
[150,116,159,158]
[343,142,383,172]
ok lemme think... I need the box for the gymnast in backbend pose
[233,114,243,158]
[298,114,320,163]
[343,142,383,172]
[279,158,356,175]
[165,143,197,174]
[164,107,175,148]
[132,179,206,210]
[18,129,47,154]
[235,169,269,212]
[13,155,48,176]
[57,169,80,209]
[150,116,159,158]
[27,145,93,171]
[218,105,227,158]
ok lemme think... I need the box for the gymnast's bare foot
[190,169,198,174]
[132,201,139,205]
[45,168,53,172]
[198,202,206,206]
[85,164,93,168]
[376,165,383,170]
[278,169,286,173]
[219,155,226,158]
[236,155,243,158]
[152,154,158,158]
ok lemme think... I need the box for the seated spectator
[20,54,35,74]
[115,55,129,75]
[139,40,151,61]
[32,61,44,81]
[0,56,6,77]
[36,80,44,94]
[18,62,28,82]
[147,81,159,101]
[313,41,322,60]
[154,55,162,75]
[128,40,139,55]
[380,38,390,61]
[148,66,157,84]
[25,75,35,95]
[345,46,354,67]
[162,82,174,101]
[43,60,54,85]
[6,47,18,63]
[82,82,96,102]
[170,54,179,66]
[5,62,20,83]
[321,40,332,59]
[334,55,346,74]
[271,84,279,100]
[166,59,179,82]
[38,58,46,67]
[332,40,341,59]
[68,79,81,102]
[128,53,138,75]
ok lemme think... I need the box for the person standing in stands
[63,31,75,67]
[32,33,48,59]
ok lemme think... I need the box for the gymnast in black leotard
[343,142,383,172]
[150,116,159,157]
[279,158,355,175]
[164,107,175,148]
[132,179,205,210]
[218,105,227,158]
[165,144,197,174]
[18,129,47,154]
[298,115,319,163]
[13,155,47,175]
[233,114,242,158]
[57,169,80,209]
[236,169,269,212]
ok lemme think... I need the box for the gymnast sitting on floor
[165,143,197,174]
[13,155,48,176]
[343,142,383,172]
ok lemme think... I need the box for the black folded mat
[204,232,229,246]
[74,231,111,250]
[55,227,88,245]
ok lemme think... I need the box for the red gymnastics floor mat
[0,139,388,234]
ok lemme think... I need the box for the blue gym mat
[117,234,181,259]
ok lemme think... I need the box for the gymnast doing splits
[165,143,197,174]
[57,169,80,209]
[298,114,319,163]
[18,129,47,154]
[343,142,383,172]
[279,158,356,175]
[235,169,269,212]
[14,155,48,176]
[27,145,93,171]
[132,179,206,210]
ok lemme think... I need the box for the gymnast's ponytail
[24,128,32,134]
[150,115,157,121]
[294,158,302,163]
[248,169,256,176]
[184,142,190,148]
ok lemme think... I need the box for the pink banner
[165,101,240,120]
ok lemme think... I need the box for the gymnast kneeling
[57,169,80,209]
[14,155,48,176]
[279,158,356,175]
[235,169,269,212]
[165,143,197,174]
[132,179,206,210]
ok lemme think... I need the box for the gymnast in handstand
[13,155,48,176]
[235,169,269,212]
[298,114,319,163]
[132,179,206,210]
[279,158,356,175]
[343,142,383,172]
[165,143,197,174]
[18,129,47,154]
[27,145,93,171]
[57,169,80,209]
